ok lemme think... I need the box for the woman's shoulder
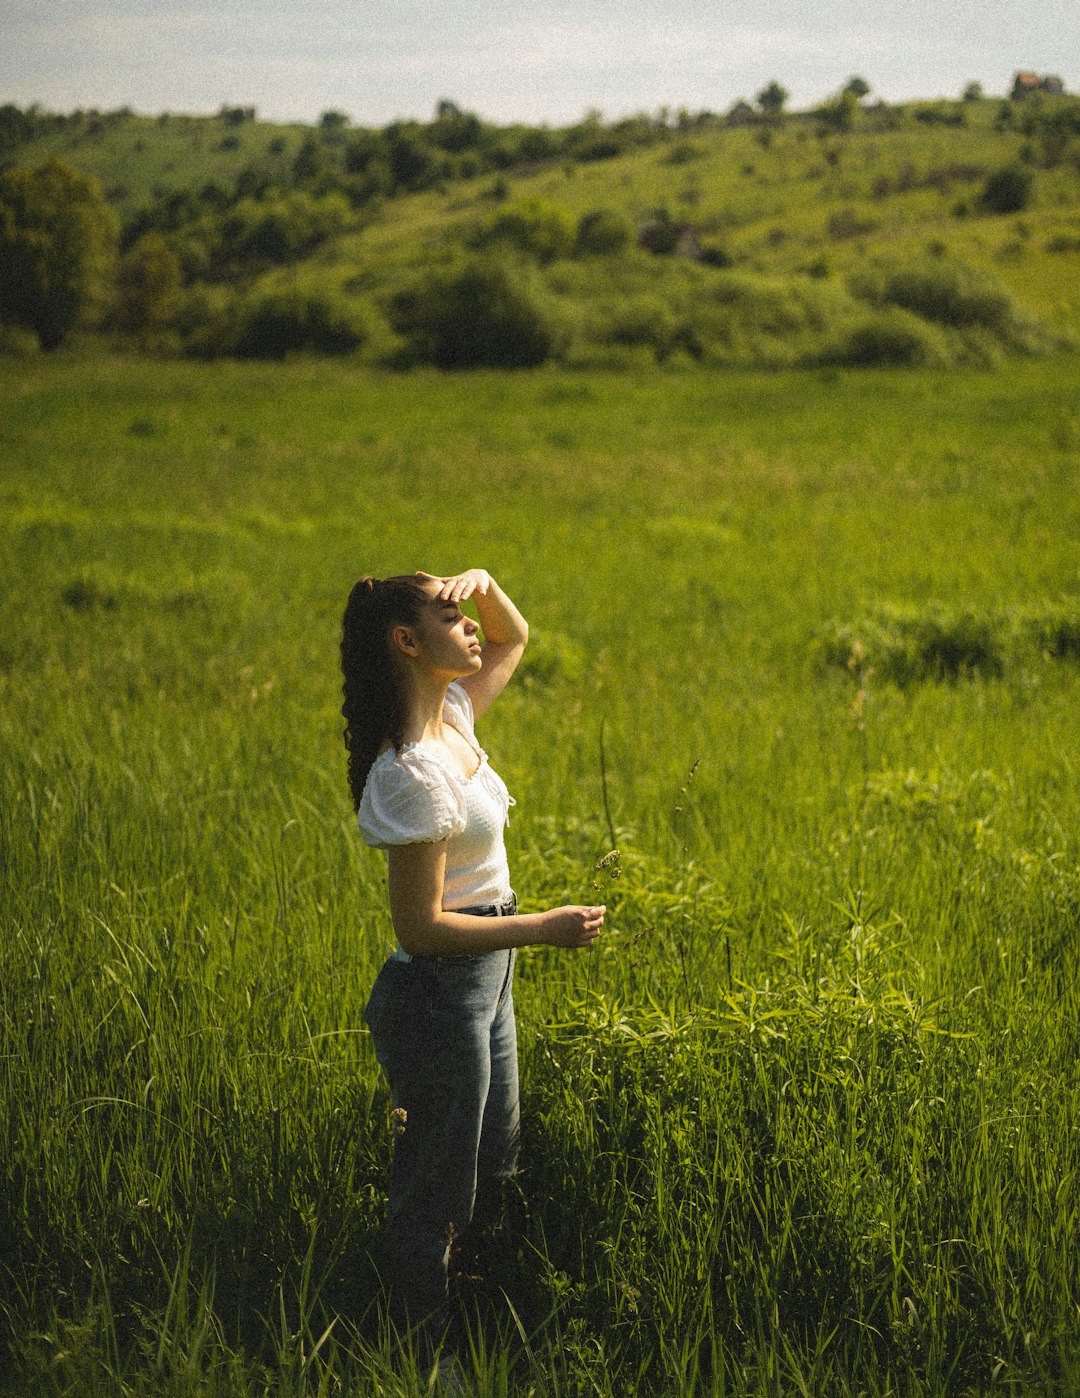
[357,746,467,848]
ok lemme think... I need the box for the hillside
[2,94,1080,365]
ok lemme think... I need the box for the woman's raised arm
[416,569,528,719]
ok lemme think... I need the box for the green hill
[2,95,1079,365]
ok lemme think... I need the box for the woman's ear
[390,623,418,657]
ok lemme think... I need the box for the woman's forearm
[473,576,528,648]
[394,905,603,957]
[396,907,546,956]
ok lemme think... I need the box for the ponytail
[340,574,429,809]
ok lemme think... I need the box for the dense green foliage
[2,92,1079,366]
[0,157,117,348]
[1,353,1078,1394]
[388,258,558,368]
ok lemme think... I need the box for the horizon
[3,0,1077,130]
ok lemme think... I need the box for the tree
[963,81,984,102]
[980,165,1034,214]
[845,76,871,101]
[818,88,861,134]
[114,233,182,342]
[292,133,326,184]
[0,157,117,349]
[431,99,483,152]
[756,81,789,116]
[385,123,440,192]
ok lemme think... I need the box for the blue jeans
[363,901,520,1327]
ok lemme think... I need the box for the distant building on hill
[1011,71,1067,99]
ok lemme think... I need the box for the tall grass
[1,355,1079,1394]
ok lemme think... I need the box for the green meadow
[1,349,1079,1395]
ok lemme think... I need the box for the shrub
[980,165,1034,214]
[213,192,351,274]
[575,209,633,256]
[473,198,574,264]
[820,600,1080,684]
[637,211,687,255]
[388,258,558,369]
[819,604,1008,684]
[852,260,1016,332]
[665,141,704,164]
[1027,600,1080,660]
[835,308,948,367]
[680,271,862,367]
[826,206,879,240]
[594,295,678,360]
[204,289,366,359]
[236,290,364,358]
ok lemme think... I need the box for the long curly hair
[340,574,432,810]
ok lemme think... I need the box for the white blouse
[357,682,514,909]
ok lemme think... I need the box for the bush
[213,192,351,275]
[835,308,948,367]
[679,271,859,368]
[638,212,683,255]
[594,295,678,360]
[233,290,365,358]
[980,165,1034,214]
[853,260,1015,331]
[473,199,574,264]
[819,604,1008,684]
[388,258,558,369]
[1027,600,1080,660]
[187,289,366,359]
[826,206,879,240]
[574,209,632,257]
[820,600,1080,684]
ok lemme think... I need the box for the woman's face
[408,582,482,677]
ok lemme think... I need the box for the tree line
[1,89,1076,356]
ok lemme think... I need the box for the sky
[3,0,1077,128]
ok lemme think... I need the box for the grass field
[1,352,1079,1395]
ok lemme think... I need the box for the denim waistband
[391,893,517,962]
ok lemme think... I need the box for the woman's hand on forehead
[415,569,491,604]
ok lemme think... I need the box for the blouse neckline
[374,699,485,786]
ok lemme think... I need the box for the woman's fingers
[416,569,489,603]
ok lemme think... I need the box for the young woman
[340,568,604,1348]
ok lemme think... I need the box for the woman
[340,567,604,1350]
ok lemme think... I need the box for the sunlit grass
[1,354,1079,1394]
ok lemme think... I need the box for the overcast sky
[4,0,1076,127]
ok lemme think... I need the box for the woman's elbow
[392,914,438,957]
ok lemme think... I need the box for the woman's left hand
[416,569,491,604]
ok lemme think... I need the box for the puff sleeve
[357,748,467,848]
